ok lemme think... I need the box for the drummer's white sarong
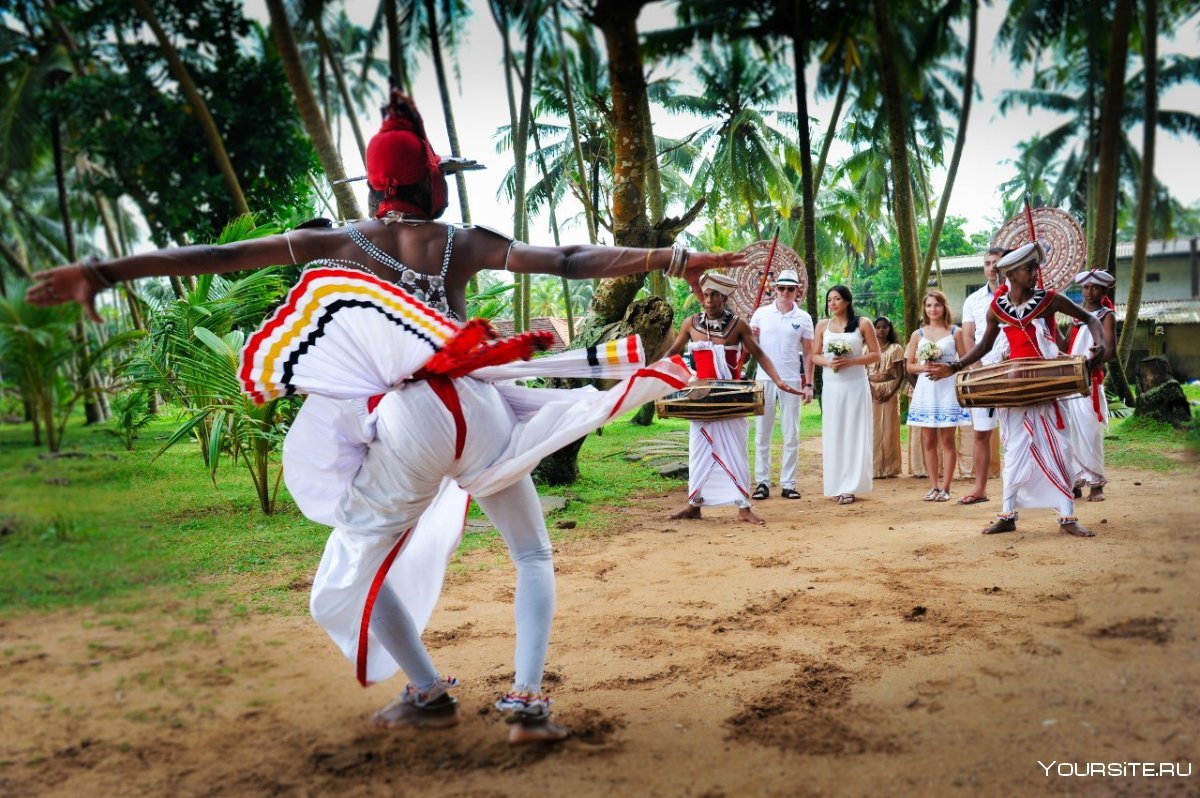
[1064,320,1108,487]
[684,340,751,508]
[997,403,1076,517]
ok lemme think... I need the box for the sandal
[957,494,989,505]
[935,489,951,502]
[781,488,801,500]
[752,483,769,501]
[922,489,940,502]
[837,494,855,505]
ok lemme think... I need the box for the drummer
[665,272,805,525]
[927,242,1105,537]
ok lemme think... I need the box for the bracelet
[81,255,114,290]
[644,249,653,274]
[663,243,689,278]
[950,360,963,373]
[284,230,298,265]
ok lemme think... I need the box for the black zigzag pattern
[279,298,444,392]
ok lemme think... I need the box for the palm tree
[664,40,801,239]
[130,0,250,217]
[264,0,362,220]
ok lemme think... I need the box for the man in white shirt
[958,247,1008,504]
[749,270,815,499]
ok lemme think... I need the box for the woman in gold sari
[868,317,905,478]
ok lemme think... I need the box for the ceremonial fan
[990,203,1086,292]
[723,235,810,321]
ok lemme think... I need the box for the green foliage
[107,389,154,450]
[53,1,319,245]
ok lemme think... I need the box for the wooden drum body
[955,356,1089,408]
[656,379,765,420]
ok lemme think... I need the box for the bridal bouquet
[917,340,943,363]
[826,340,852,372]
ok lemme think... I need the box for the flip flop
[957,494,989,505]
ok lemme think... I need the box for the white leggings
[370,475,555,693]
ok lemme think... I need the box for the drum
[656,379,764,420]
[955,357,1089,408]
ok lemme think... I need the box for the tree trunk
[793,27,819,336]
[872,0,922,339]
[554,2,598,245]
[1088,0,1134,273]
[317,29,367,163]
[919,0,977,291]
[265,0,362,221]
[576,0,653,333]
[1116,0,1155,373]
[813,68,849,194]
[131,0,249,217]
[424,0,472,225]
[531,119,576,338]
[384,0,406,91]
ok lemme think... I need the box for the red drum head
[724,240,809,320]
[991,208,1086,292]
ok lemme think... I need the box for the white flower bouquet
[917,340,943,363]
[826,340,852,372]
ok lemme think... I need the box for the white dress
[907,327,970,428]
[821,327,873,497]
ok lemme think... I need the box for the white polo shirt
[962,283,1006,366]
[749,301,814,383]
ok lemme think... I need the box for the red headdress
[366,91,448,219]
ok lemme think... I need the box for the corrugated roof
[1113,299,1200,325]
[1113,238,1198,260]
[489,317,572,353]
[935,237,1198,275]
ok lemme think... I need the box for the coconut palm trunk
[554,2,598,245]
[919,0,977,291]
[1088,0,1134,273]
[1116,0,1155,375]
[793,26,819,326]
[872,0,922,337]
[130,0,250,217]
[317,30,368,163]
[265,0,362,221]
[423,0,472,225]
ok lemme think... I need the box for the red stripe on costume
[1041,415,1073,485]
[356,526,415,687]
[626,335,639,364]
[1023,418,1073,500]
[607,366,689,421]
[699,427,751,498]
[427,375,467,460]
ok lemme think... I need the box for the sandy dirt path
[2,458,1197,797]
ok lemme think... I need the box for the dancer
[812,285,881,505]
[869,316,905,478]
[905,290,970,501]
[665,272,804,525]
[26,91,743,743]
[957,247,1008,503]
[749,269,815,500]
[1062,269,1117,501]
[928,242,1105,537]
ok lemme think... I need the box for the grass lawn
[1,396,1194,616]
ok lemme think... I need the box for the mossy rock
[1133,379,1191,426]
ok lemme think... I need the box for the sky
[245,1,1200,248]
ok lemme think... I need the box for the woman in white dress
[813,285,881,504]
[905,289,970,501]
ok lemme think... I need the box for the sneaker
[752,483,770,500]
[372,677,460,729]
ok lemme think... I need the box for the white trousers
[753,380,801,489]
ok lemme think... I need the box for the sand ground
[2,449,1198,797]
